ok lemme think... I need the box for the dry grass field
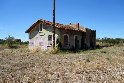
[0,45,124,83]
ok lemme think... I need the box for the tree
[5,35,15,47]
[0,39,5,44]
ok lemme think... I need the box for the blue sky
[0,0,124,41]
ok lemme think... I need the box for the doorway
[74,35,79,49]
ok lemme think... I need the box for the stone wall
[60,29,82,50]
[84,28,96,49]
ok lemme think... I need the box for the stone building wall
[60,29,82,50]
[26,19,96,50]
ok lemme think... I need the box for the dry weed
[0,45,124,83]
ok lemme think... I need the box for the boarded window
[48,35,52,41]
[48,35,52,46]
[64,35,69,46]
[39,23,43,31]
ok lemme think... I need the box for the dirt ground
[0,45,124,83]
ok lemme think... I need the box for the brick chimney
[76,23,79,30]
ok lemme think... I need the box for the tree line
[96,37,124,46]
[0,35,28,48]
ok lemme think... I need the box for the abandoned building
[25,19,96,50]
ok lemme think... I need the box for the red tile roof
[25,19,87,33]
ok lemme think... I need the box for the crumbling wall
[83,28,96,49]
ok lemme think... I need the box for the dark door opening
[75,36,79,49]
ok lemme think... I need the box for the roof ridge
[25,19,95,33]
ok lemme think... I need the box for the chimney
[69,23,72,26]
[76,23,79,30]
[69,23,72,28]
